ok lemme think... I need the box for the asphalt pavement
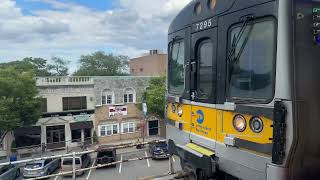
[17,147,181,180]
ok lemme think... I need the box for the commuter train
[165,0,320,179]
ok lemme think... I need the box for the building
[1,76,165,158]
[13,77,96,156]
[93,76,164,144]
[129,50,168,76]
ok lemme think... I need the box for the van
[96,145,117,168]
[61,153,91,176]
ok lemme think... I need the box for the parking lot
[15,147,181,180]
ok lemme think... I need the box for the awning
[14,126,41,136]
[70,121,93,130]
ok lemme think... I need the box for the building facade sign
[109,106,128,117]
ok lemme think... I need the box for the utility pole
[142,102,148,144]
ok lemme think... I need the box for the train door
[189,27,217,148]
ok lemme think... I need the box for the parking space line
[145,151,150,167]
[54,172,60,180]
[119,154,123,173]
[86,159,96,180]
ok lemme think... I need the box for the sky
[0,0,191,71]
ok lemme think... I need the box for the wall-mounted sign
[109,106,127,117]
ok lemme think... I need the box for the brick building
[93,76,164,144]
[129,50,168,76]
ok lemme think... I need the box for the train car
[165,0,320,179]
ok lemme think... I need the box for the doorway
[46,125,65,149]
[148,120,159,136]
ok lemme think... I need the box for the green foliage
[74,51,129,76]
[92,131,98,143]
[0,57,69,76]
[145,76,166,118]
[0,67,41,132]
[47,57,70,76]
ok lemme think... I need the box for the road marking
[172,156,175,162]
[54,172,60,180]
[86,159,96,180]
[119,154,123,173]
[145,151,150,167]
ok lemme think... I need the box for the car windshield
[25,163,43,169]
[155,142,167,148]
[0,165,12,175]
[63,158,81,165]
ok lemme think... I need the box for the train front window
[168,40,185,95]
[228,20,276,102]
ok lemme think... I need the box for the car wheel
[15,169,20,178]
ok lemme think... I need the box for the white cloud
[0,0,192,72]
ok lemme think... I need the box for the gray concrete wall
[94,76,151,105]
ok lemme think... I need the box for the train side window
[228,20,276,102]
[197,39,214,99]
[168,40,185,95]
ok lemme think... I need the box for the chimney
[149,49,158,55]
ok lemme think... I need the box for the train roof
[168,0,276,34]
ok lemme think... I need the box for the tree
[47,57,70,76]
[74,51,129,76]
[145,76,166,118]
[0,57,52,76]
[0,67,41,140]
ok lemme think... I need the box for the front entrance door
[189,27,218,148]
[46,125,65,149]
[148,120,159,136]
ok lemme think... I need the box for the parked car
[23,158,60,179]
[0,164,20,180]
[149,141,170,159]
[61,153,91,176]
[96,145,117,168]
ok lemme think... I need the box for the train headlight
[250,117,263,133]
[177,105,183,117]
[233,115,246,132]
[171,104,176,113]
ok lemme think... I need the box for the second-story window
[124,88,135,103]
[102,89,114,105]
[62,96,87,111]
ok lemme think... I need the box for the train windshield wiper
[227,16,254,80]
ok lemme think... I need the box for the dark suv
[96,146,117,168]
[149,141,170,159]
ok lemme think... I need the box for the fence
[2,140,178,180]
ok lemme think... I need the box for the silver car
[0,164,20,180]
[23,158,60,179]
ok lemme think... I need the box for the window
[140,68,143,72]
[168,39,185,95]
[197,40,214,99]
[100,126,106,136]
[71,129,82,142]
[124,88,135,103]
[99,124,119,136]
[102,89,114,105]
[121,122,136,133]
[62,97,87,111]
[39,98,47,113]
[131,69,134,73]
[228,20,276,102]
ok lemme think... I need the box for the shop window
[121,122,136,134]
[71,129,81,142]
[99,124,119,136]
